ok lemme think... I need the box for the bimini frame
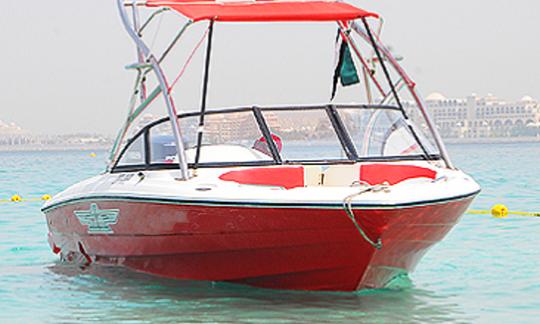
[115,0,191,180]
[112,0,453,180]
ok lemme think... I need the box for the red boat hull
[44,196,474,291]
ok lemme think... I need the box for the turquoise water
[1,143,539,323]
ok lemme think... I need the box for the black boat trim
[42,189,480,213]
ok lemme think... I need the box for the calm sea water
[1,143,539,323]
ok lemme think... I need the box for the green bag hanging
[331,35,361,100]
[340,43,360,86]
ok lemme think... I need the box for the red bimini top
[146,0,378,22]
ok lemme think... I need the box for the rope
[342,182,390,250]
[168,25,211,93]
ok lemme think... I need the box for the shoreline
[0,144,110,153]
[1,137,539,153]
[444,136,540,145]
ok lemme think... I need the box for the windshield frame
[111,104,441,173]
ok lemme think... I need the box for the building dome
[520,95,534,102]
[425,92,447,101]
[0,120,26,135]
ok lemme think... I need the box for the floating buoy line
[0,194,52,203]
[467,204,540,218]
[1,155,96,203]
[0,196,538,219]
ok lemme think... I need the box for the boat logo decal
[74,203,119,234]
[112,173,134,185]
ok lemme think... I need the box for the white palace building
[0,119,31,145]
[407,93,540,140]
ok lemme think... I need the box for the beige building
[0,119,32,145]
[410,93,540,139]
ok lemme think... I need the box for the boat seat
[219,167,305,189]
[219,164,437,189]
[360,164,437,185]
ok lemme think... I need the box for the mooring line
[342,182,390,250]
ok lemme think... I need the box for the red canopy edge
[146,0,378,22]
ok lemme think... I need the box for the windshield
[113,104,440,171]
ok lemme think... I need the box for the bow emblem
[74,203,119,234]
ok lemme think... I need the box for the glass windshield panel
[337,108,435,158]
[116,106,441,170]
[149,111,273,164]
[401,101,440,154]
[149,116,199,164]
[261,109,347,161]
[117,136,145,166]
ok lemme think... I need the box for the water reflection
[42,262,468,323]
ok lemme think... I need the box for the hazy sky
[1,0,539,135]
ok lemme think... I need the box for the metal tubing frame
[193,20,215,169]
[114,3,452,175]
[325,105,358,160]
[351,20,454,169]
[117,0,190,179]
[337,21,426,163]
[108,72,143,165]
[139,7,169,34]
[361,19,404,115]
[360,18,431,160]
[108,84,161,167]
[131,1,148,102]
[336,22,386,98]
[380,79,405,105]
[252,107,283,164]
[158,21,193,64]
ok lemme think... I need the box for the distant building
[204,112,278,143]
[0,120,33,145]
[405,93,540,139]
[0,119,112,150]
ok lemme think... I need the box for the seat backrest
[360,164,436,185]
[219,167,305,189]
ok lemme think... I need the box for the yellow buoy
[89,152,97,158]
[491,204,509,218]
[10,194,22,202]
[41,194,52,201]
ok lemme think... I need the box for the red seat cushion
[219,167,304,189]
[360,164,436,185]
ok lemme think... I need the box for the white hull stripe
[42,190,480,213]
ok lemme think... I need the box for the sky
[0,0,539,135]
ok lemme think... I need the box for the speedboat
[42,0,480,291]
